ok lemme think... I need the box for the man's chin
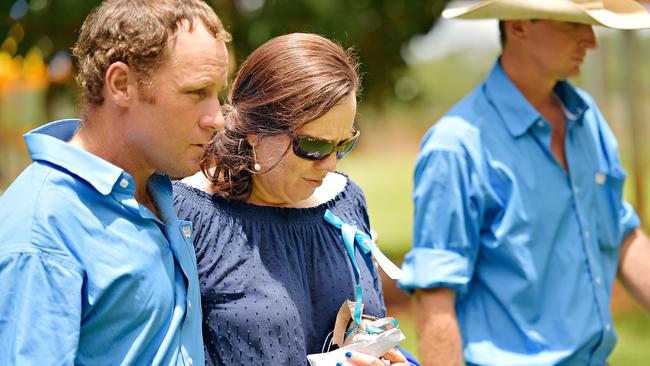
[567,65,582,78]
[165,163,201,180]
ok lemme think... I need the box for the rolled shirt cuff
[398,247,471,296]
[621,201,641,240]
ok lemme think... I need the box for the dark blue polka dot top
[172,176,386,366]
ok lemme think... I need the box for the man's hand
[618,228,650,311]
[414,288,464,366]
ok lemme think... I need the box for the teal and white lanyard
[324,209,404,331]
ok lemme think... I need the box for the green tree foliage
[213,0,449,104]
[1,0,98,61]
[1,0,449,105]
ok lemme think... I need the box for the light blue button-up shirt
[399,61,640,366]
[0,119,204,365]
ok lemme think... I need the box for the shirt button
[584,230,591,240]
[188,300,192,309]
[573,186,580,194]
[605,323,611,332]
[188,357,193,365]
[595,276,602,285]
[537,120,544,128]
[119,178,129,189]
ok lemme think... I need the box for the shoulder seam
[28,165,55,251]
[0,247,83,273]
[24,167,85,273]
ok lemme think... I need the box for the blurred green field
[338,142,418,259]
[339,143,650,364]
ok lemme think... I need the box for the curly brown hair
[200,33,361,200]
[72,0,230,116]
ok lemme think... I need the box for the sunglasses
[291,128,360,161]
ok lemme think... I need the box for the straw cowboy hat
[442,0,650,30]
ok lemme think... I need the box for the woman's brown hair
[200,33,361,200]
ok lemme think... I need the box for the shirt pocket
[594,171,625,250]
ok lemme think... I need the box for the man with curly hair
[0,0,229,364]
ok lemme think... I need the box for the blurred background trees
[0,0,450,198]
[216,0,449,105]
[0,0,450,114]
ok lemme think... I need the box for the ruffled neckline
[172,173,354,224]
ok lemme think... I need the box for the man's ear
[104,62,135,107]
[505,20,529,41]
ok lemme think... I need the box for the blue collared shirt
[399,61,640,366]
[0,119,204,366]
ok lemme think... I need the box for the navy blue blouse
[173,176,386,366]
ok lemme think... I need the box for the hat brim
[442,0,650,30]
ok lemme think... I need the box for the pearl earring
[252,145,261,172]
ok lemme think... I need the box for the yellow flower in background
[1,37,18,56]
[0,45,48,95]
[23,47,47,90]
[0,51,22,94]
[0,18,72,96]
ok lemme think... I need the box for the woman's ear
[105,61,135,107]
[246,135,258,147]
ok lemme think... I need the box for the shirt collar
[485,60,590,138]
[553,81,589,124]
[148,173,175,224]
[24,119,125,196]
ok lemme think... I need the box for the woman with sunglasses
[173,33,414,365]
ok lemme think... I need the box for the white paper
[307,328,405,366]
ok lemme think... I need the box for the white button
[183,226,191,238]
[605,323,611,332]
[119,178,129,189]
[584,230,591,240]
[188,300,192,309]
[537,120,544,128]
[188,357,193,365]
[595,277,602,285]
[573,186,580,194]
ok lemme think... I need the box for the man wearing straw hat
[399,1,650,365]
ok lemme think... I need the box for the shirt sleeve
[398,147,484,296]
[621,202,640,239]
[0,250,83,365]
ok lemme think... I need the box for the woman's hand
[342,349,409,365]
